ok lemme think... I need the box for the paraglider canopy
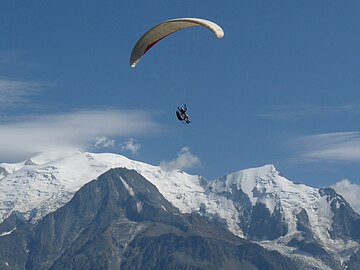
[130,17,224,68]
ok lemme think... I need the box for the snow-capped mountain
[207,164,357,241]
[0,168,299,270]
[0,151,239,235]
[206,165,360,269]
[0,151,359,269]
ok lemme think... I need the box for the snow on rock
[210,164,281,214]
[209,165,359,269]
[119,177,135,197]
[0,227,16,237]
[209,164,333,238]
[0,161,26,179]
[0,151,358,265]
[259,240,333,270]
[1,152,358,269]
[0,151,242,237]
[208,163,360,262]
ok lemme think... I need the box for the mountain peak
[0,167,301,270]
[0,151,359,269]
[251,163,278,174]
[209,164,281,194]
[231,163,278,177]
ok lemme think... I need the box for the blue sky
[1,1,360,193]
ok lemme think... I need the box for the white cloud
[0,79,42,109]
[160,147,200,171]
[120,138,141,155]
[295,132,360,162]
[95,136,116,148]
[0,110,160,161]
[331,179,360,214]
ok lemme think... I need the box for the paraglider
[176,104,191,124]
[130,17,224,68]
[130,18,224,124]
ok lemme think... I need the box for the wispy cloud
[94,136,142,155]
[295,132,360,162]
[0,79,43,109]
[331,179,360,214]
[120,138,141,155]
[160,147,200,171]
[0,110,160,161]
[95,136,116,148]
[258,104,360,121]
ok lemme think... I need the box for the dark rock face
[0,167,9,178]
[24,159,37,166]
[283,189,360,270]
[287,238,341,270]
[219,186,253,230]
[0,211,27,236]
[319,188,360,241]
[346,249,360,270]
[247,203,287,240]
[204,180,360,268]
[352,219,360,240]
[209,185,287,241]
[0,168,298,270]
[290,208,343,270]
[296,209,311,235]
[121,233,297,270]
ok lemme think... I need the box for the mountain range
[0,151,359,269]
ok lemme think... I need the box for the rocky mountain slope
[205,165,360,269]
[0,168,298,270]
[0,151,359,269]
